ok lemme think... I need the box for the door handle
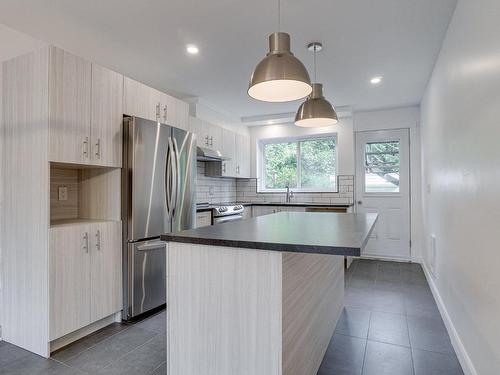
[165,138,174,217]
[95,138,101,159]
[156,102,161,121]
[95,230,101,251]
[171,137,181,220]
[83,137,89,158]
[83,232,89,253]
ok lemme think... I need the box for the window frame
[362,137,402,195]
[258,133,339,193]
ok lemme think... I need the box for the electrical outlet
[58,186,68,201]
[209,186,215,196]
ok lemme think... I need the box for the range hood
[196,146,230,162]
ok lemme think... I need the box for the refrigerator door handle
[171,137,181,220]
[165,138,174,218]
[167,137,178,219]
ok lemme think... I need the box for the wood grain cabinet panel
[48,47,92,164]
[49,225,91,340]
[90,64,123,167]
[90,221,122,322]
[123,77,162,122]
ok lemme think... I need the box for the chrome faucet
[285,184,294,203]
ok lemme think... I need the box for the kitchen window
[259,135,337,192]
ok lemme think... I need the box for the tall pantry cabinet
[1,46,123,357]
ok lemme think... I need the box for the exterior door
[355,129,410,260]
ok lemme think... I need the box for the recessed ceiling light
[370,76,383,85]
[186,44,199,55]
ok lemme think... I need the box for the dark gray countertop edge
[197,202,352,212]
[161,234,361,257]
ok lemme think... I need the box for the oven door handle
[214,214,243,224]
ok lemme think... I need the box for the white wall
[188,98,250,136]
[420,0,500,373]
[249,116,355,177]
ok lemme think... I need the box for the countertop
[162,212,377,256]
[196,202,352,212]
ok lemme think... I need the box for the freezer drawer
[127,239,166,319]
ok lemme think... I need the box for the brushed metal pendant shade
[248,32,312,102]
[295,83,338,127]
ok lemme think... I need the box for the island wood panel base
[166,243,344,375]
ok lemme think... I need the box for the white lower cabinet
[49,221,122,340]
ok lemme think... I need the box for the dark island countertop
[196,202,352,212]
[162,212,378,256]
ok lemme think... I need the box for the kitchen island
[161,212,377,375]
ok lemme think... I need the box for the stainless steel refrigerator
[122,116,196,320]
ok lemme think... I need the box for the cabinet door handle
[236,165,240,174]
[95,138,101,159]
[83,137,89,158]
[163,105,168,122]
[156,102,161,121]
[83,232,89,253]
[95,230,101,251]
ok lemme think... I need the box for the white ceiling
[0,0,456,119]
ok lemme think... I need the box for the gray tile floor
[317,259,464,375]
[0,260,464,375]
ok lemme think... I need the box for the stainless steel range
[212,204,245,224]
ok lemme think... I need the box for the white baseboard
[421,262,477,375]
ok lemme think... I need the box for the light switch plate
[58,186,68,201]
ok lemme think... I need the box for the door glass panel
[364,141,400,193]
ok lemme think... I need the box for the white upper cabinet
[235,134,251,178]
[91,64,124,167]
[49,47,92,164]
[221,128,236,177]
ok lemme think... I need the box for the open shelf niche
[49,163,121,227]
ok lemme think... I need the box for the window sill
[257,189,339,194]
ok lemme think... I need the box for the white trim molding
[421,262,478,375]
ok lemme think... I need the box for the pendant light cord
[313,45,317,83]
[278,0,281,31]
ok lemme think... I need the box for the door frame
[354,127,412,261]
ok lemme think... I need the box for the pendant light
[248,0,312,102]
[295,42,338,127]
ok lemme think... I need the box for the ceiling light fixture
[295,42,338,128]
[186,44,199,55]
[370,76,383,84]
[248,0,311,102]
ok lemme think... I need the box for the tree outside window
[262,136,337,191]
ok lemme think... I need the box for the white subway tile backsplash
[234,175,355,205]
[196,164,354,206]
